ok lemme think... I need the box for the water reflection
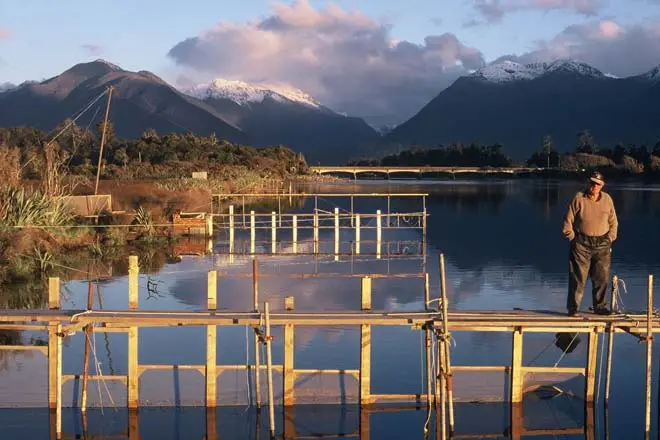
[0,400,601,440]
[1,180,660,439]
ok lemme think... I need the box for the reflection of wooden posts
[313,211,319,253]
[128,256,139,309]
[284,406,296,440]
[207,270,218,407]
[128,409,140,440]
[424,273,430,310]
[229,205,235,253]
[355,214,361,255]
[605,275,617,405]
[334,207,340,260]
[510,403,523,440]
[283,297,295,406]
[253,259,261,409]
[206,407,218,440]
[292,215,298,254]
[360,277,372,405]
[250,211,256,254]
[359,406,370,440]
[271,211,277,254]
[645,274,654,437]
[264,302,276,438]
[48,277,60,309]
[376,210,382,259]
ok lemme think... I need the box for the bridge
[310,166,543,178]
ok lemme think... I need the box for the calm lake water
[2,178,660,439]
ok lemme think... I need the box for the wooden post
[355,214,361,255]
[439,253,454,434]
[250,211,256,254]
[128,409,140,440]
[48,324,59,410]
[206,213,213,237]
[81,281,94,412]
[283,301,295,406]
[438,339,447,440]
[645,274,653,436]
[376,210,382,259]
[127,326,139,408]
[128,255,139,310]
[424,272,430,310]
[55,323,62,439]
[334,207,339,260]
[511,328,523,403]
[586,328,599,402]
[425,328,432,409]
[605,274,618,405]
[361,277,372,310]
[229,205,235,253]
[206,407,218,440]
[208,270,217,310]
[271,211,276,254]
[292,214,298,254]
[206,324,217,407]
[359,406,370,440]
[360,276,371,405]
[264,302,276,438]
[48,277,60,309]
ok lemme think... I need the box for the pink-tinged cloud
[493,19,660,77]
[468,0,603,25]
[0,29,12,39]
[167,0,484,127]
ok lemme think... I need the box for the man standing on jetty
[562,171,618,316]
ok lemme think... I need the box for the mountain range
[385,60,660,159]
[1,58,660,163]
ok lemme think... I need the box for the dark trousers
[567,235,611,312]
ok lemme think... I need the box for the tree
[542,135,553,168]
[576,130,596,154]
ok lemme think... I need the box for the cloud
[0,29,11,39]
[468,0,603,25]
[493,19,660,77]
[81,44,103,56]
[167,0,484,127]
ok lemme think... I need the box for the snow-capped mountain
[186,79,323,110]
[0,82,16,93]
[183,78,379,164]
[469,59,606,83]
[387,59,660,160]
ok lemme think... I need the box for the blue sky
[1,0,657,83]
[2,0,659,124]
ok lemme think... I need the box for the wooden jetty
[309,166,542,179]
[0,254,656,439]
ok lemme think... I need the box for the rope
[553,333,579,368]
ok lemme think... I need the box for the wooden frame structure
[0,254,656,439]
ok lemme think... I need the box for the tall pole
[94,86,113,195]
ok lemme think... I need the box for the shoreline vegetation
[0,122,316,300]
[349,132,660,181]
